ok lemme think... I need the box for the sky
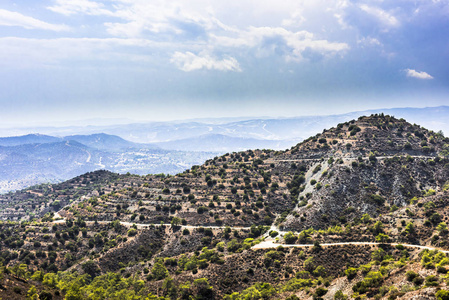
[0,0,449,126]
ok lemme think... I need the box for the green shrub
[315,287,328,297]
[281,278,314,292]
[313,265,326,277]
[334,290,347,300]
[127,229,137,236]
[425,275,439,286]
[345,267,358,280]
[227,239,241,252]
[406,271,418,281]
[413,276,424,285]
[151,258,169,280]
[436,290,449,300]
[304,257,315,272]
[284,231,297,244]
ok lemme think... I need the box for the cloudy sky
[1,0,448,125]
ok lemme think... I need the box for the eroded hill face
[276,115,449,231]
[1,114,449,299]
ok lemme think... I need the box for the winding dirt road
[252,239,449,253]
[50,218,449,254]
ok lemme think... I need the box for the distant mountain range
[0,133,218,193]
[0,133,154,151]
[1,106,448,143]
[63,133,153,151]
[0,134,61,146]
[1,105,448,193]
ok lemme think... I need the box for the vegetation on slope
[1,114,449,299]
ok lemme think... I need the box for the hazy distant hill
[2,106,447,146]
[0,133,157,151]
[0,133,218,193]
[0,133,61,146]
[0,140,100,193]
[64,133,158,151]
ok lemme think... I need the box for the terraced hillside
[1,114,449,299]
[0,170,125,220]
[56,114,449,233]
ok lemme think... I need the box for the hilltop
[1,114,449,299]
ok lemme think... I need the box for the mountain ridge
[1,114,449,299]
[2,106,448,143]
[0,133,219,194]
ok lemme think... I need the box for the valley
[1,114,449,299]
[0,134,219,194]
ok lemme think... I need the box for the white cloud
[359,4,400,27]
[0,9,70,31]
[49,0,228,37]
[281,9,306,27]
[45,0,351,65]
[212,26,349,62]
[357,36,382,47]
[171,51,241,72]
[47,0,114,16]
[0,37,165,68]
[105,21,146,38]
[405,69,434,80]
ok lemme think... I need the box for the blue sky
[0,0,448,125]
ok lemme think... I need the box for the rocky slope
[1,114,449,299]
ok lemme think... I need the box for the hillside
[64,133,157,151]
[0,134,61,147]
[0,133,218,193]
[1,114,449,299]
